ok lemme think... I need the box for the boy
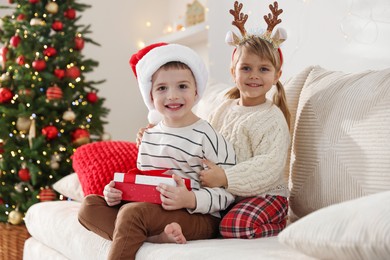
[78,43,236,259]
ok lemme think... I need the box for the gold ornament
[62,110,76,121]
[16,117,31,132]
[50,161,59,170]
[30,18,45,26]
[102,132,112,141]
[45,2,59,14]
[72,136,90,146]
[0,73,10,82]
[8,210,23,225]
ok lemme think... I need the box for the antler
[229,1,248,37]
[264,1,283,33]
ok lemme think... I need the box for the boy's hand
[157,174,196,211]
[136,123,155,147]
[103,181,122,206]
[199,159,228,188]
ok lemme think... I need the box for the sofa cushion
[289,66,390,218]
[72,141,138,196]
[53,173,84,202]
[279,191,390,260]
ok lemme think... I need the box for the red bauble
[66,66,81,79]
[42,125,59,140]
[43,46,57,57]
[46,85,63,100]
[0,140,4,154]
[86,92,98,103]
[64,8,76,19]
[16,14,25,21]
[72,128,90,146]
[0,46,8,69]
[18,168,31,182]
[10,35,21,47]
[54,68,65,79]
[74,36,84,50]
[16,55,25,65]
[0,87,13,103]
[39,188,57,202]
[32,59,46,71]
[29,0,40,3]
[51,20,63,31]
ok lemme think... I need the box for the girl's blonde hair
[226,36,291,128]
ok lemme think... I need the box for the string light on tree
[0,0,109,224]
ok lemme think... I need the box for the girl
[199,1,291,239]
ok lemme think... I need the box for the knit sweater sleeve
[224,108,290,197]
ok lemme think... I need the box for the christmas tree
[0,0,109,224]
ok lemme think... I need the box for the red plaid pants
[219,195,288,239]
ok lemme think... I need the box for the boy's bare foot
[146,222,187,244]
[164,222,186,244]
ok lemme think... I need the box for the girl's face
[231,48,281,106]
[151,68,198,127]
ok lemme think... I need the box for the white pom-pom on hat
[129,43,208,124]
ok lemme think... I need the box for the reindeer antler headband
[226,1,287,49]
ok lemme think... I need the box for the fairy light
[137,41,145,49]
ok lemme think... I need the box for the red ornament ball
[0,141,4,154]
[72,128,90,146]
[10,35,21,47]
[86,92,98,103]
[16,14,25,21]
[16,55,25,65]
[54,68,65,79]
[0,87,13,103]
[42,125,59,140]
[64,8,76,19]
[29,0,40,3]
[46,85,63,100]
[32,59,46,71]
[74,36,85,50]
[1,46,8,60]
[51,20,63,31]
[43,46,57,57]
[39,188,57,202]
[66,66,81,79]
[18,168,31,182]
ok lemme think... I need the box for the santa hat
[130,43,208,124]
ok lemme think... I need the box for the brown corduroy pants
[78,195,220,260]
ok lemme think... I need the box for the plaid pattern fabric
[219,195,288,239]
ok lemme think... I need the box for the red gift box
[114,169,195,204]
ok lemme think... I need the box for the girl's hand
[157,174,196,211]
[103,181,122,206]
[136,123,155,147]
[199,159,228,188]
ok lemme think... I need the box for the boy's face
[151,67,198,127]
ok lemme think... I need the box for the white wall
[208,0,390,84]
[1,0,390,141]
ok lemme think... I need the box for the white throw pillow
[53,173,84,202]
[279,191,390,260]
[289,66,390,218]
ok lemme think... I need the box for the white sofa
[23,66,390,260]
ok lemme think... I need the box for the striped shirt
[137,119,236,216]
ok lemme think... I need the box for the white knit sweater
[208,99,290,198]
